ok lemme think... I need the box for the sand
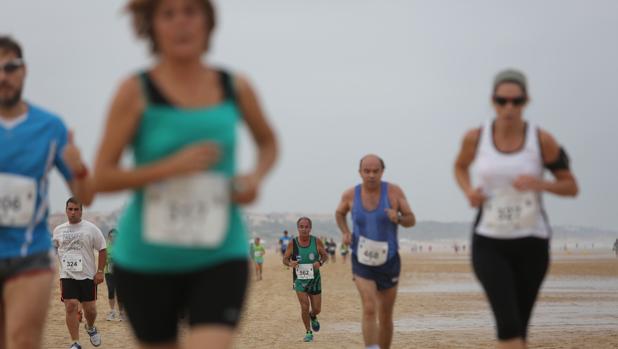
[41,251,618,349]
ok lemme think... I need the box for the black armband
[545,147,570,171]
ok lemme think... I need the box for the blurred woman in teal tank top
[63,1,278,348]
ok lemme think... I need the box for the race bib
[295,263,314,280]
[357,236,388,266]
[144,173,230,248]
[482,187,540,235]
[61,253,83,272]
[254,251,263,258]
[0,173,36,227]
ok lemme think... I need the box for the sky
[3,0,618,230]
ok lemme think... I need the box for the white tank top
[472,120,550,239]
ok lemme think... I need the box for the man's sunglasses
[0,59,25,74]
[493,95,527,107]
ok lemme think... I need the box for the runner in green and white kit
[283,217,328,342]
[250,237,266,281]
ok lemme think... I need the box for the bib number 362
[0,173,36,227]
[295,263,314,280]
[144,173,230,248]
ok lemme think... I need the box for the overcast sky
[3,0,617,230]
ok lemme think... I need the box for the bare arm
[389,185,416,228]
[62,131,96,205]
[68,179,95,206]
[454,128,485,207]
[232,75,278,204]
[335,189,354,244]
[97,249,107,273]
[515,129,578,196]
[454,128,480,195]
[94,248,107,285]
[314,238,329,269]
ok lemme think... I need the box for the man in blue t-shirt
[0,36,92,349]
[279,230,291,256]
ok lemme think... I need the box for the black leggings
[105,273,115,299]
[472,234,549,340]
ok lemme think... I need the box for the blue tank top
[351,181,398,260]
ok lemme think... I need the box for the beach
[42,250,618,349]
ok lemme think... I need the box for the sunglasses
[0,59,25,74]
[493,95,527,107]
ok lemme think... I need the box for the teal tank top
[114,70,249,272]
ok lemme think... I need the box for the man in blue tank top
[0,36,92,349]
[335,154,415,349]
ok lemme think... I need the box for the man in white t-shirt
[53,197,106,349]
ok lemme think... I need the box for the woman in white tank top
[454,69,578,349]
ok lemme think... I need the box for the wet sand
[42,251,618,348]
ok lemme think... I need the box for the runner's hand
[343,232,352,245]
[385,208,399,224]
[167,142,220,176]
[289,260,299,269]
[313,262,320,270]
[94,272,104,285]
[513,175,545,192]
[62,130,86,174]
[466,187,485,208]
[232,174,259,204]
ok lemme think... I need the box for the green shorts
[293,275,321,295]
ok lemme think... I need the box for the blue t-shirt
[280,236,291,251]
[0,103,73,258]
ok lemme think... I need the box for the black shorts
[0,251,53,295]
[61,278,97,302]
[114,259,249,344]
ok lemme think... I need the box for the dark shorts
[0,251,53,295]
[352,252,401,291]
[114,259,249,344]
[61,278,97,302]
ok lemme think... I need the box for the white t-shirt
[53,220,106,280]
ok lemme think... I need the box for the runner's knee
[8,331,38,349]
[362,300,377,319]
[65,300,79,313]
[82,302,97,316]
[312,304,321,315]
[299,299,310,312]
